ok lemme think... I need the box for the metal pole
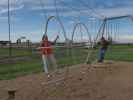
[101,19,107,37]
[8,0,12,57]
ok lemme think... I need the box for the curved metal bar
[94,19,107,42]
[71,22,92,44]
[54,0,67,40]
[43,16,67,40]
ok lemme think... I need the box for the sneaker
[98,60,103,63]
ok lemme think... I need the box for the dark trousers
[98,48,107,62]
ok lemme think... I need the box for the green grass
[0,44,133,80]
[0,48,32,57]
[105,44,133,61]
[0,57,42,80]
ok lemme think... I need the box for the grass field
[0,44,133,80]
[105,44,133,61]
[0,48,32,57]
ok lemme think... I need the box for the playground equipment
[71,22,92,64]
[85,15,133,64]
[2,0,133,99]
[95,15,133,41]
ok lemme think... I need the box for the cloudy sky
[0,0,133,42]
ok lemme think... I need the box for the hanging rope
[94,19,107,44]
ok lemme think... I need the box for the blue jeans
[98,48,106,62]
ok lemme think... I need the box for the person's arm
[51,35,59,45]
[54,35,59,43]
[36,41,43,50]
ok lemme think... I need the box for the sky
[0,0,133,42]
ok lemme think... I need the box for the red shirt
[41,40,53,55]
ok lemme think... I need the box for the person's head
[101,37,105,41]
[42,34,48,41]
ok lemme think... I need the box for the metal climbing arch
[70,22,93,64]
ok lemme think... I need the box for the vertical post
[79,24,83,42]
[95,19,106,42]
[101,19,107,37]
[8,0,12,57]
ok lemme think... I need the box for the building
[0,41,10,46]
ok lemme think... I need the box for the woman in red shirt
[41,35,57,74]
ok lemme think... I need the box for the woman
[41,35,57,74]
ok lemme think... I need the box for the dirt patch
[0,61,133,100]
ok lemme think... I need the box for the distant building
[16,39,21,44]
[0,41,10,46]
